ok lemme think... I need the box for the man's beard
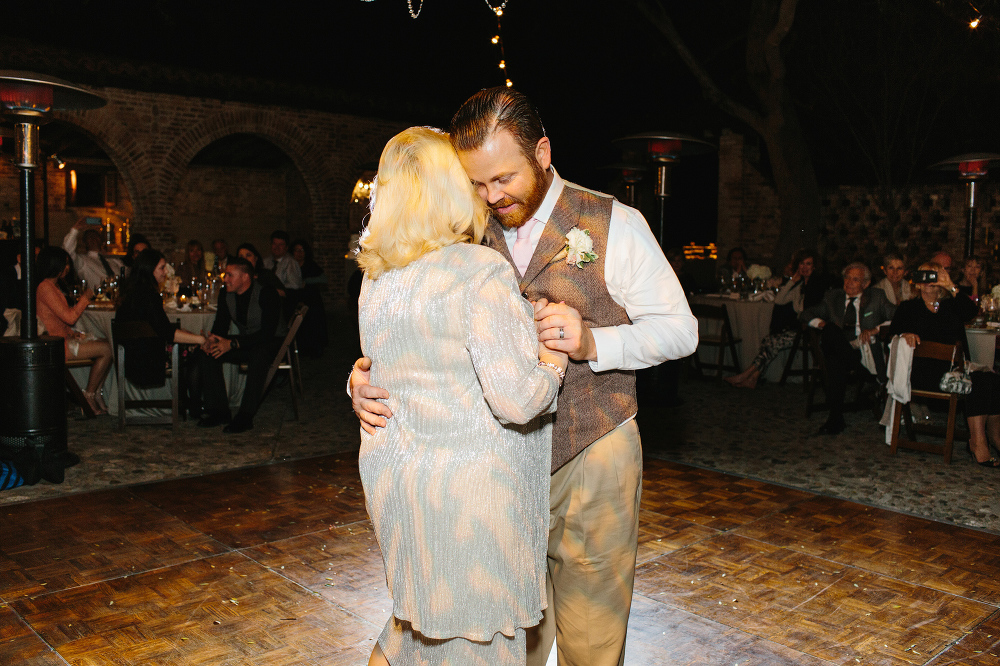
[490,161,548,229]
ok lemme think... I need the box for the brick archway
[161,109,333,241]
[50,109,154,232]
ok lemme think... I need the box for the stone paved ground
[4,308,998,536]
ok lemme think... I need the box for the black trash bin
[0,335,68,483]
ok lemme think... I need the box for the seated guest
[665,247,700,295]
[718,246,748,281]
[887,263,999,467]
[124,234,151,268]
[1,244,40,332]
[930,250,954,272]
[196,257,283,434]
[291,238,328,356]
[874,253,912,305]
[210,238,235,274]
[115,249,207,388]
[35,247,113,415]
[801,261,896,434]
[62,219,123,287]
[177,239,207,283]
[726,249,827,389]
[264,230,304,291]
[957,256,985,302]
[237,242,286,297]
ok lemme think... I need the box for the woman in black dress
[116,249,207,388]
[886,262,1000,467]
[291,239,328,356]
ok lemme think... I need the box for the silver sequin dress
[359,243,559,664]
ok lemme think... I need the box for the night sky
[1,0,996,245]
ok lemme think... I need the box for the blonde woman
[874,253,913,305]
[887,263,1000,467]
[356,127,567,666]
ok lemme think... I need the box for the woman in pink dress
[35,247,113,415]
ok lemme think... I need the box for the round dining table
[72,305,245,417]
[688,293,802,382]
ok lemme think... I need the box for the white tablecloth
[74,307,244,417]
[966,328,998,367]
[689,294,802,381]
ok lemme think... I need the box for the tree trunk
[761,91,821,264]
[635,0,821,266]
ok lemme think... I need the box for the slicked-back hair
[449,87,546,162]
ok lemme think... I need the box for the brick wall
[41,86,406,305]
[717,130,997,277]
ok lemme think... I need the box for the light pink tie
[512,218,538,277]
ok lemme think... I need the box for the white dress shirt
[502,168,698,372]
[264,254,304,289]
[62,227,122,287]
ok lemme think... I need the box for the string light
[490,4,512,87]
[405,0,424,18]
[968,1,982,28]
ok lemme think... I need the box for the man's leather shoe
[223,420,253,434]
[816,417,845,435]
[197,414,231,428]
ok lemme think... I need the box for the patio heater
[0,71,105,483]
[613,132,715,247]
[929,152,1000,259]
[600,162,647,208]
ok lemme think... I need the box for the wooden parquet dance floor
[3,455,1000,665]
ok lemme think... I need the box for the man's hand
[534,298,597,362]
[72,219,88,231]
[208,337,231,358]
[201,334,219,354]
[351,356,393,435]
[859,327,880,345]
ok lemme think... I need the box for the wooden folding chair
[689,302,742,377]
[65,358,98,418]
[779,326,812,390]
[111,319,181,430]
[243,304,308,420]
[889,341,967,464]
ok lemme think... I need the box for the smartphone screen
[85,217,102,225]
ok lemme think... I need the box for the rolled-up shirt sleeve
[589,202,699,372]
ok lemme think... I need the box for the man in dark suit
[801,261,896,434]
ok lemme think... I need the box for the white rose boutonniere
[559,227,598,269]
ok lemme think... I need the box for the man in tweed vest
[352,88,698,666]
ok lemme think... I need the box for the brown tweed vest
[483,182,637,472]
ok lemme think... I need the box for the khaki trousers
[527,420,642,666]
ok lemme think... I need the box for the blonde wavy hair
[356,126,488,279]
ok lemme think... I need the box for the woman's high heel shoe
[82,390,108,416]
[966,442,1000,467]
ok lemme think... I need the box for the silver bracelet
[538,361,566,383]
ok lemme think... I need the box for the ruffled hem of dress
[393,605,545,642]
